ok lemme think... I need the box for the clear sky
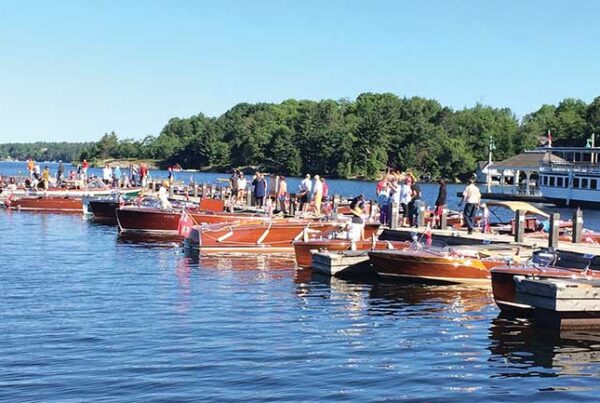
[1,0,599,143]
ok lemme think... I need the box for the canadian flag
[177,209,194,238]
[424,222,432,247]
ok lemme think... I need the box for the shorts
[231,189,239,196]
[300,194,309,203]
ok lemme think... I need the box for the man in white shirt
[299,174,312,214]
[460,178,481,234]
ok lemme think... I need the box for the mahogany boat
[369,244,527,285]
[9,196,83,213]
[116,206,272,235]
[184,220,381,254]
[490,250,600,314]
[4,178,142,199]
[88,199,122,224]
[293,239,408,268]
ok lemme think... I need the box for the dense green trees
[8,93,600,180]
[0,142,92,162]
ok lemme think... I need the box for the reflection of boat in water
[195,254,297,271]
[369,244,526,285]
[302,272,493,313]
[369,281,493,313]
[489,315,600,373]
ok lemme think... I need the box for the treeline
[0,142,93,162]
[81,93,600,179]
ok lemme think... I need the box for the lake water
[2,211,600,401]
[2,161,600,401]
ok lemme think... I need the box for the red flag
[177,210,194,238]
[547,130,552,147]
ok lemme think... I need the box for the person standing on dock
[229,170,239,205]
[434,179,447,229]
[41,166,50,189]
[277,175,288,214]
[460,179,481,234]
[27,159,35,178]
[313,175,323,217]
[82,159,89,179]
[408,181,422,227]
[252,172,267,207]
[57,161,64,185]
[399,178,411,227]
[237,172,247,205]
[298,174,312,214]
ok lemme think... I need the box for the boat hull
[186,222,380,254]
[89,200,120,224]
[10,197,83,212]
[369,249,507,285]
[116,207,273,235]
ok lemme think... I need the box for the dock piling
[390,202,399,229]
[572,208,583,244]
[440,208,448,230]
[514,210,525,243]
[549,212,560,249]
[417,204,425,228]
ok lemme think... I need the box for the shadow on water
[488,314,600,379]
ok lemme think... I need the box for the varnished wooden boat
[369,245,526,285]
[9,196,83,212]
[116,206,272,235]
[293,239,408,267]
[185,221,380,254]
[89,199,121,224]
[491,250,600,314]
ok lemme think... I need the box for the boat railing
[540,161,600,174]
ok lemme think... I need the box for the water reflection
[489,315,600,379]
[298,271,494,316]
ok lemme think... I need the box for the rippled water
[2,210,600,401]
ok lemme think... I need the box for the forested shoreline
[3,93,600,180]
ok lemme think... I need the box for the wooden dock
[311,250,373,277]
[515,276,600,328]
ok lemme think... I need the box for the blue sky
[1,0,599,143]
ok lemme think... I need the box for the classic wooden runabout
[116,207,272,235]
[185,221,380,254]
[369,245,526,285]
[9,197,84,213]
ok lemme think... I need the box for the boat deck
[381,226,600,255]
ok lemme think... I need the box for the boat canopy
[485,201,549,218]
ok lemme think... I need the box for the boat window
[592,179,598,190]
[549,176,555,186]
[557,177,563,187]
[582,178,589,189]
[574,178,580,188]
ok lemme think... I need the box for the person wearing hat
[298,174,312,214]
[158,180,173,211]
[347,194,365,241]
[459,178,481,234]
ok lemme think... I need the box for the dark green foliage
[7,94,598,179]
[0,142,93,162]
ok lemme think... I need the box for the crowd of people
[19,158,154,190]
[375,170,484,233]
[228,171,330,217]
